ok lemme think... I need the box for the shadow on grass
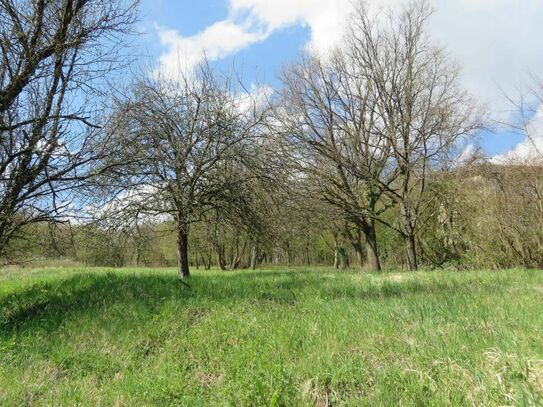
[0,269,505,335]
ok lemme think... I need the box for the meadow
[1,266,542,406]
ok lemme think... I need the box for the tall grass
[1,267,542,406]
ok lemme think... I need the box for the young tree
[0,0,138,256]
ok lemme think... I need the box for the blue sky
[138,0,310,86]
[138,0,543,159]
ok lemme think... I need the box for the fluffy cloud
[155,0,353,76]
[154,0,543,158]
[493,106,543,163]
[156,20,268,77]
[157,1,543,101]
[228,0,353,53]
[428,0,543,117]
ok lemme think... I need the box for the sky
[138,0,543,159]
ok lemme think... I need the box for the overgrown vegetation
[12,161,543,272]
[1,266,542,405]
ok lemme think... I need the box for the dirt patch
[195,371,223,388]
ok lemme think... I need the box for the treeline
[11,161,543,271]
[1,0,542,276]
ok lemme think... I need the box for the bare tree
[277,1,481,271]
[278,44,395,271]
[107,63,266,279]
[346,0,482,270]
[0,0,138,257]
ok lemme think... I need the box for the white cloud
[235,83,274,114]
[493,106,543,163]
[454,143,478,167]
[229,0,353,53]
[156,20,268,77]
[425,0,543,161]
[155,0,354,76]
[428,0,543,118]
[154,0,543,158]
[156,0,543,103]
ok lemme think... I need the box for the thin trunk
[250,244,258,270]
[353,240,365,270]
[333,233,340,269]
[401,203,418,271]
[405,233,418,271]
[216,245,226,270]
[135,244,141,266]
[365,220,381,272]
[201,253,211,270]
[231,234,248,270]
[344,224,365,270]
[230,232,239,269]
[176,224,190,279]
[333,246,339,269]
[340,248,349,269]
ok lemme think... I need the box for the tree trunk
[231,235,248,270]
[344,225,365,270]
[135,244,141,266]
[353,240,365,270]
[405,233,418,271]
[333,233,340,269]
[250,244,258,270]
[201,253,211,270]
[340,248,349,269]
[305,241,311,265]
[216,245,226,270]
[176,224,190,279]
[400,203,418,271]
[365,220,381,272]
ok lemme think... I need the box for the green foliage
[6,162,543,273]
[1,222,75,265]
[1,266,542,405]
[74,226,126,267]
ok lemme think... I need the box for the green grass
[1,266,542,406]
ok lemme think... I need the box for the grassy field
[1,267,542,406]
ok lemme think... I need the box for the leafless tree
[277,0,481,272]
[106,63,267,279]
[346,0,482,270]
[0,0,138,256]
[277,40,394,271]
